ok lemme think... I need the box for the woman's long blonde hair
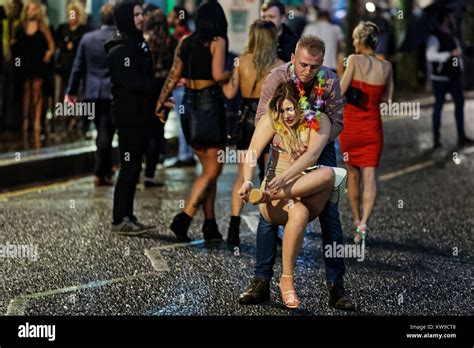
[268,81,310,159]
[244,19,278,94]
[19,0,49,30]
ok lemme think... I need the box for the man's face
[291,47,324,84]
[261,7,283,32]
[134,5,144,31]
[168,10,177,27]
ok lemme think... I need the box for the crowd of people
[1,0,472,310]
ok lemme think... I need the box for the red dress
[340,80,386,167]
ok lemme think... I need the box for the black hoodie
[105,1,156,127]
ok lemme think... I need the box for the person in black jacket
[261,1,298,63]
[105,1,156,234]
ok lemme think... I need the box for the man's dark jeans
[432,79,466,145]
[254,142,346,285]
[113,126,147,224]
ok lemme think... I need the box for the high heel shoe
[248,189,271,205]
[330,167,348,204]
[279,274,300,309]
[354,223,367,244]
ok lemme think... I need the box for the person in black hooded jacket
[105,1,156,234]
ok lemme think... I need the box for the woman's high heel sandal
[354,223,367,244]
[279,274,300,309]
[248,189,271,205]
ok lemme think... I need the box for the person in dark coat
[260,1,298,63]
[105,1,157,234]
[65,3,117,186]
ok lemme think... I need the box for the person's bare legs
[22,80,32,134]
[183,147,223,218]
[268,167,334,200]
[360,166,377,226]
[347,165,361,225]
[32,78,43,132]
[231,162,245,216]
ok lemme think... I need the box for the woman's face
[68,9,79,26]
[27,3,38,20]
[280,99,298,128]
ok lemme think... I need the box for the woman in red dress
[339,21,393,244]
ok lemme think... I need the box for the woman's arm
[267,114,331,193]
[41,25,55,63]
[155,39,185,120]
[239,114,275,200]
[222,62,240,99]
[382,62,394,102]
[339,54,355,95]
[211,37,231,83]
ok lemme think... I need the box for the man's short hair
[297,35,326,58]
[261,1,285,16]
[100,3,115,26]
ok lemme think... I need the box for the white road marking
[5,272,159,316]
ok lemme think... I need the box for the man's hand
[64,95,77,104]
[155,98,175,124]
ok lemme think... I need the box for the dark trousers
[112,126,147,224]
[254,142,346,285]
[145,117,165,179]
[432,79,465,145]
[92,100,115,178]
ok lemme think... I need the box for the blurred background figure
[168,5,191,41]
[11,0,55,138]
[339,21,393,245]
[142,8,178,187]
[260,1,297,63]
[167,5,195,168]
[302,8,344,74]
[55,0,88,129]
[426,8,474,149]
[222,19,283,247]
[65,3,116,187]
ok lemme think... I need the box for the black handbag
[344,58,365,106]
[345,85,363,105]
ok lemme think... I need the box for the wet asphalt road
[0,100,473,316]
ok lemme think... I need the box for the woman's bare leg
[270,167,334,200]
[347,165,361,224]
[183,147,223,218]
[231,162,245,217]
[22,80,32,133]
[360,166,377,226]
[32,78,43,131]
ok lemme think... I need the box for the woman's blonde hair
[19,0,49,30]
[244,19,278,93]
[67,1,87,26]
[352,21,380,50]
[268,81,310,159]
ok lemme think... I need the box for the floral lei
[289,64,326,132]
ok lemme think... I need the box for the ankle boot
[227,216,241,246]
[170,212,192,242]
[202,219,222,241]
